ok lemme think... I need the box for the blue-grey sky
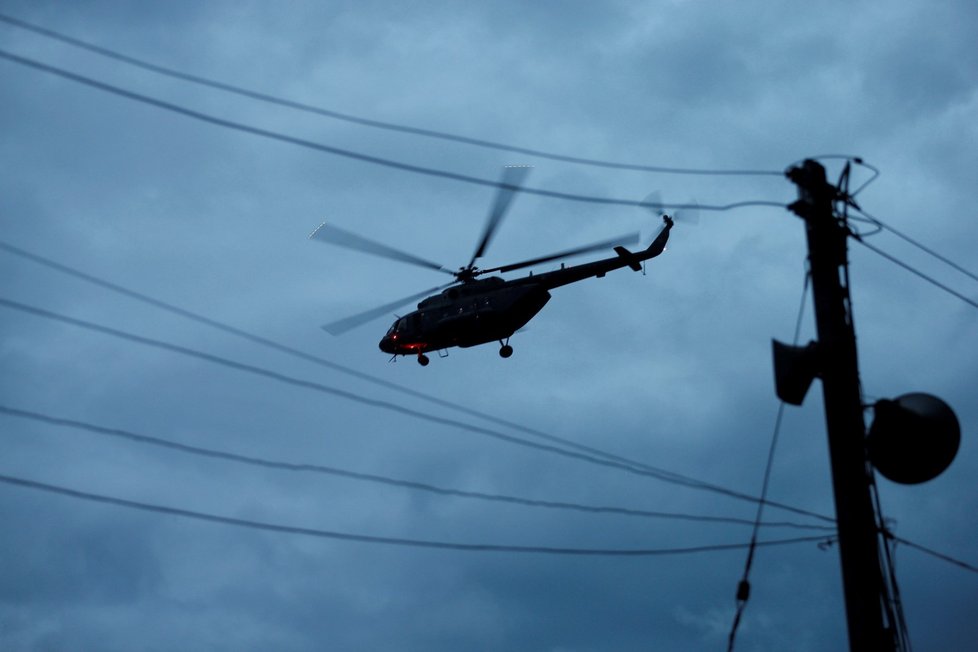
[1,1,976,650]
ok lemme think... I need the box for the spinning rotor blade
[322,283,454,335]
[465,165,532,270]
[310,222,452,275]
[641,191,664,216]
[479,231,640,276]
[641,191,700,225]
[678,199,701,226]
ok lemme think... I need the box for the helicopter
[311,166,675,365]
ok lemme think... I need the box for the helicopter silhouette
[311,166,675,365]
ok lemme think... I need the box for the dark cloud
[1,0,976,650]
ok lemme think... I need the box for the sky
[1,1,976,650]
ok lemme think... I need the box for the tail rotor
[641,191,700,226]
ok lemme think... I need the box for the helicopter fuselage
[379,218,672,359]
[379,278,550,355]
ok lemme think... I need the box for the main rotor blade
[322,283,453,335]
[466,165,531,270]
[310,222,452,274]
[479,231,640,276]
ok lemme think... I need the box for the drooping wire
[849,161,880,198]
[0,48,785,213]
[890,536,978,574]
[4,412,965,573]
[0,404,833,531]
[0,12,782,177]
[0,244,835,524]
[0,472,834,556]
[843,164,978,312]
[852,238,978,311]
[840,169,968,648]
[848,220,884,239]
[0,296,836,524]
[853,208,978,284]
[839,164,911,649]
[727,269,811,651]
[871,477,913,651]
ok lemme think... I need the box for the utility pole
[786,160,892,651]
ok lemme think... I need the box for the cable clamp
[735,579,751,603]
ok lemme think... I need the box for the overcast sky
[1,1,976,650]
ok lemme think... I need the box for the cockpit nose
[380,318,402,354]
[379,333,398,353]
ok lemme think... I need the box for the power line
[0,12,782,178]
[853,237,978,311]
[0,240,836,523]
[872,483,913,650]
[728,271,811,651]
[0,238,726,493]
[4,314,964,575]
[849,161,880,197]
[891,536,978,575]
[0,404,834,532]
[0,47,786,214]
[0,472,834,556]
[853,208,978,284]
[0,294,835,523]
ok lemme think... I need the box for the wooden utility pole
[786,160,892,651]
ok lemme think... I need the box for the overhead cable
[0,241,835,521]
[891,536,978,575]
[854,208,978,284]
[849,161,880,197]
[872,482,913,650]
[0,48,785,213]
[0,404,834,532]
[727,271,811,651]
[0,239,572,449]
[853,238,978,311]
[0,295,834,523]
[0,472,835,556]
[0,12,782,177]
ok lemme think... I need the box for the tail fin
[614,246,642,271]
[645,216,673,258]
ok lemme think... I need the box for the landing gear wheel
[417,353,430,366]
[499,344,513,358]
